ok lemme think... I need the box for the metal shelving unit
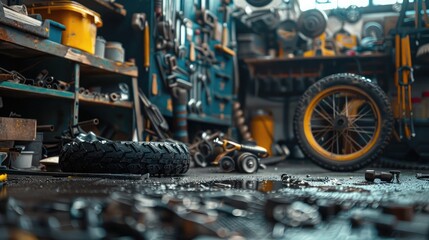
[0,16,143,140]
[0,25,138,77]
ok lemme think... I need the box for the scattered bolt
[389,170,401,183]
[416,173,429,180]
[365,170,393,182]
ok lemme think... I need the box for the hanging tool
[215,4,235,56]
[144,20,150,71]
[185,19,196,62]
[394,0,419,139]
[187,64,197,113]
[132,13,150,71]
[154,0,162,17]
[155,0,176,51]
[172,87,189,143]
[138,89,170,140]
[396,34,415,139]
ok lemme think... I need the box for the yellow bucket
[29,1,103,54]
[250,110,274,156]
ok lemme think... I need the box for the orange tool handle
[144,21,150,71]
[221,23,228,48]
[189,42,195,62]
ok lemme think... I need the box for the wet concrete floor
[1,159,429,239]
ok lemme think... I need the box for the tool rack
[98,0,236,140]
[0,3,143,141]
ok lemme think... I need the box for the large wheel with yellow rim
[294,73,393,171]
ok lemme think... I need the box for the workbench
[243,53,393,95]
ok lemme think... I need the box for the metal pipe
[77,118,99,127]
[37,125,54,132]
[36,80,45,87]
[109,92,121,102]
[57,83,68,91]
[78,87,85,94]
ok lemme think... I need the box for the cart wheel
[236,152,259,174]
[198,141,213,158]
[219,156,235,172]
[192,151,208,168]
[294,73,393,171]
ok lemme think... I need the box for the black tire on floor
[59,141,190,175]
[294,73,394,171]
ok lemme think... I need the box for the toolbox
[46,19,65,43]
[28,1,102,54]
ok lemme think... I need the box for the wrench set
[147,0,235,132]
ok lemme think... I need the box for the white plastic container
[11,151,34,169]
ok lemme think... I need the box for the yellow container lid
[29,1,102,27]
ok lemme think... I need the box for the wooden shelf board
[244,53,390,65]
[0,25,138,77]
[75,0,126,18]
[79,96,133,109]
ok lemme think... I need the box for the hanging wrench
[188,64,197,113]
[195,72,204,114]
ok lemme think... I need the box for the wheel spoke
[348,129,375,136]
[313,106,333,124]
[311,124,332,128]
[313,127,333,139]
[347,128,375,135]
[321,98,340,116]
[349,123,375,142]
[328,131,337,153]
[344,133,364,150]
[345,95,348,117]
[350,125,376,129]
[350,105,373,124]
[353,118,376,122]
[320,134,336,149]
[342,130,353,154]
[336,130,340,155]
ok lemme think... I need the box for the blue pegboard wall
[146,0,235,127]
[99,0,235,137]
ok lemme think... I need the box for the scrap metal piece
[297,9,327,39]
[365,170,394,182]
[416,173,429,179]
[389,170,401,183]
[272,201,321,227]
